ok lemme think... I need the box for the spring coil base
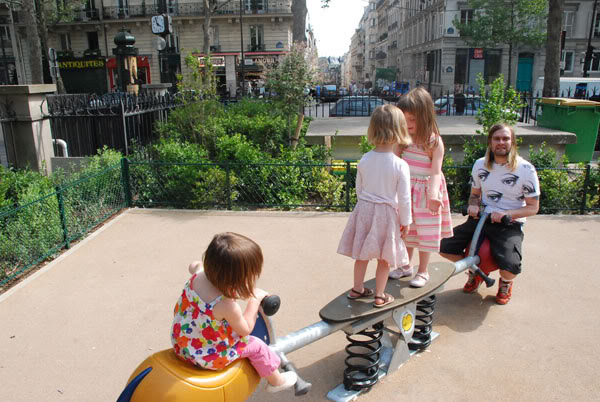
[408,295,436,351]
[343,322,384,391]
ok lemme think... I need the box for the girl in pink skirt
[337,105,412,308]
[389,87,454,287]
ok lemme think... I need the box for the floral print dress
[171,274,248,370]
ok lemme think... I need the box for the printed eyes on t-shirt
[486,190,503,203]
[522,180,536,195]
[477,169,490,182]
[500,173,519,187]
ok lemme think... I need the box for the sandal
[373,293,395,308]
[347,287,374,300]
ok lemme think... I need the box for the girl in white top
[337,105,412,308]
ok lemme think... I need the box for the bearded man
[439,123,540,304]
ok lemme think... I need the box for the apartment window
[87,31,99,50]
[370,34,376,43]
[460,10,473,25]
[156,0,176,14]
[371,18,376,27]
[561,50,574,72]
[431,13,436,40]
[0,26,11,42]
[563,11,574,38]
[244,0,266,13]
[484,49,502,84]
[250,25,263,51]
[590,52,600,72]
[594,12,600,38]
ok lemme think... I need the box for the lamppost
[112,28,139,93]
[239,0,245,97]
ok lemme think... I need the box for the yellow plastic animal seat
[126,349,260,402]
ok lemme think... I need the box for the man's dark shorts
[440,217,524,275]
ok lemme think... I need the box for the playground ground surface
[1,209,599,402]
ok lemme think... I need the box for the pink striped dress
[402,143,453,252]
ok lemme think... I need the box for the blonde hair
[396,87,440,152]
[203,232,263,299]
[485,123,518,171]
[367,104,411,147]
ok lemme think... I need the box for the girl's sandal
[373,293,395,308]
[347,287,374,300]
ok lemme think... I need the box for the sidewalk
[1,209,599,401]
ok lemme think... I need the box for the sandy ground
[1,209,599,402]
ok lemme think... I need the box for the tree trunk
[36,5,66,93]
[202,0,212,55]
[291,0,308,43]
[291,111,304,150]
[21,0,43,83]
[543,0,564,97]
[507,42,513,87]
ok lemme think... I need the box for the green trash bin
[536,97,600,162]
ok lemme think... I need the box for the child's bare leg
[417,250,431,274]
[266,369,285,386]
[406,247,414,264]
[374,259,390,298]
[353,260,369,292]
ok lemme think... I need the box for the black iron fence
[44,92,184,158]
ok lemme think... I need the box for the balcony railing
[74,8,100,21]
[99,3,291,20]
[248,44,266,52]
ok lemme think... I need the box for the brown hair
[203,232,263,299]
[485,123,518,171]
[396,87,440,152]
[366,104,411,147]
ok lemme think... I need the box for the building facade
[5,0,305,96]
[346,0,600,95]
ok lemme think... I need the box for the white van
[533,77,600,99]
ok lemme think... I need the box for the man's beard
[493,146,510,157]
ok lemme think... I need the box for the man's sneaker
[463,271,483,293]
[495,278,513,305]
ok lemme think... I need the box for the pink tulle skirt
[337,200,409,268]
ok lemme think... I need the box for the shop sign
[473,48,484,59]
[198,56,225,67]
[57,59,105,69]
[238,55,280,66]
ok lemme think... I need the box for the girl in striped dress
[389,87,453,287]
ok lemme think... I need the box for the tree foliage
[265,42,315,148]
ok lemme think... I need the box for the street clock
[151,14,172,35]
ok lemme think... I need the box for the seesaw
[117,212,504,402]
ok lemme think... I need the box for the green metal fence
[0,163,126,287]
[1,159,599,288]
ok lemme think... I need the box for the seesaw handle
[473,264,495,288]
[260,295,281,316]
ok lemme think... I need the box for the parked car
[329,96,386,117]
[434,95,482,115]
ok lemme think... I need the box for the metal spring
[343,321,383,391]
[408,295,436,351]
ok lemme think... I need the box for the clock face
[151,15,165,34]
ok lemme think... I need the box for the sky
[306,0,369,58]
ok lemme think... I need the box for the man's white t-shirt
[471,156,540,222]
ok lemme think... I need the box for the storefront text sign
[58,60,106,69]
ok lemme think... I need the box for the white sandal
[410,272,429,288]
[389,265,413,279]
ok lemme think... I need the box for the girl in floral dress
[171,232,296,393]
[389,87,453,287]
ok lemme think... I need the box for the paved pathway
[1,209,599,401]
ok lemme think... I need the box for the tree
[453,0,547,86]
[201,1,235,56]
[265,42,315,149]
[9,0,80,92]
[543,0,564,97]
[291,0,307,43]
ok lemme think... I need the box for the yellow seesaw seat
[126,349,260,402]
